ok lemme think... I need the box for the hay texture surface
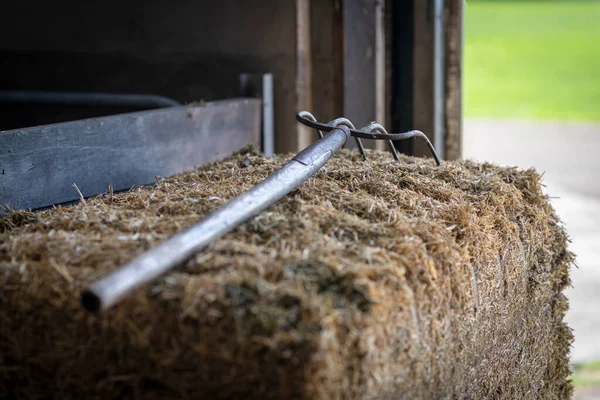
[0,149,573,399]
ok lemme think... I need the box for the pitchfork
[81,112,441,312]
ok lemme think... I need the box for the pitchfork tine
[295,112,441,165]
[328,117,367,161]
[361,122,400,161]
[297,111,324,138]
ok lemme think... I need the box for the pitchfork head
[296,111,441,166]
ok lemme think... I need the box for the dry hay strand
[0,148,573,399]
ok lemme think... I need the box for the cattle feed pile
[0,148,573,399]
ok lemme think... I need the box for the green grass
[465,0,600,120]
[572,360,600,388]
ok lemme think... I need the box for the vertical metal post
[460,0,465,157]
[375,0,386,151]
[262,74,275,157]
[240,73,276,157]
[434,0,446,159]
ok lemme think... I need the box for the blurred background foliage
[465,0,600,120]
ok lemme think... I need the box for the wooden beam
[0,0,298,153]
[444,0,463,160]
[311,0,382,150]
[0,99,261,212]
[391,0,461,162]
[412,0,437,158]
[297,0,313,151]
[344,0,378,149]
[310,0,341,126]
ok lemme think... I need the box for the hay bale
[0,149,573,399]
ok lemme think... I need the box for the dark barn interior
[0,0,462,156]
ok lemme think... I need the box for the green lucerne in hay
[0,149,573,399]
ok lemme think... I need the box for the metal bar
[262,74,275,157]
[434,0,446,159]
[375,0,386,152]
[0,99,261,213]
[82,125,351,312]
[239,73,275,157]
[0,90,181,109]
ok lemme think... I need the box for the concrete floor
[463,119,600,365]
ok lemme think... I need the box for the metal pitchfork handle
[81,112,442,313]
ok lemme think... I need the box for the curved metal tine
[361,122,400,161]
[415,132,442,166]
[350,128,441,166]
[297,111,324,138]
[328,117,368,161]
